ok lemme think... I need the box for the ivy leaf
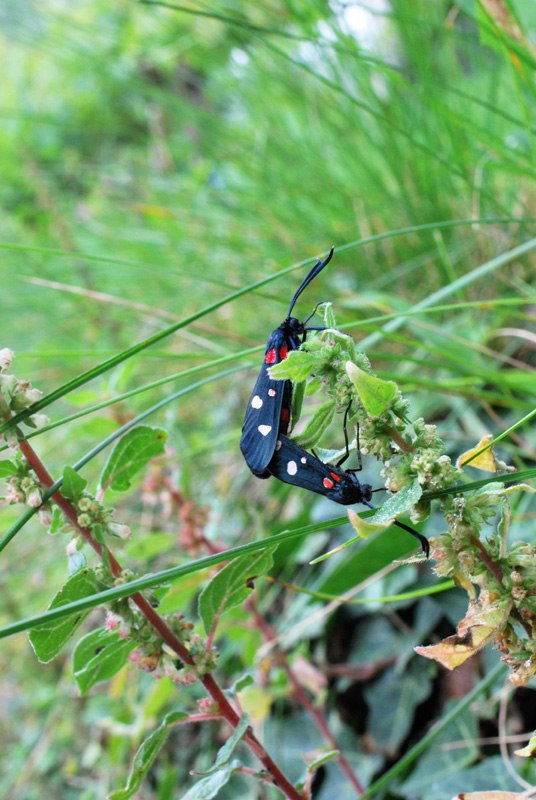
[29,568,105,663]
[61,466,87,501]
[73,627,138,695]
[99,426,167,493]
[199,548,275,636]
[345,361,397,417]
[269,351,317,382]
[292,402,335,449]
[108,711,189,800]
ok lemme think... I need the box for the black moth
[240,247,334,478]
[267,434,430,556]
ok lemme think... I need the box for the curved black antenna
[287,247,335,319]
[362,499,429,557]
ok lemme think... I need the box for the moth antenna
[287,247,334,318]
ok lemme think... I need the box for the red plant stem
[248,600,364,795]
[17,438,304,800]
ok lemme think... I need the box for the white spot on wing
[268,388,276,397]
[276,440,282,451]
[301,457,307,464]
[251,395,263,409]
[258,425,272,437]
[287,460,297,476]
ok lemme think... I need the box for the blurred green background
[2,1,536,798]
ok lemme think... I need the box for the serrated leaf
[73,628,138,695]
[269,351,317,382]
[29,568,105,663]
[292,401,335,449]
[99,426,167,493]
[61,465,88,501]
[345,361,397,417]
[0,460,16,477]
[199,548,275,636]
[181,760,242,800]
[108,710,189,800]
[195,713,249,776]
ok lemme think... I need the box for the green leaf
[291,379,306,426]
[61,466,88,501]
[269,351,317,382]
[199,548,275,636]
[48,506,64,534]
[304,376,322,396]
[320,301,337,329]
[195,713,249,776]
[0,461,16,477]
[73,627,138,695]
[345,361,397,417]
[29,568,105,663]
[67,550,87,575]
[181,760,242,800]
[369,479,423,524]
[99,426,167,493]
[225,673,254,697]
[515,728,536,757]
[306,750,339,772]
[108,710,189,800]
[292,401,335,449]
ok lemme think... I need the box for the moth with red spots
[240,247,334,478]
[267,435,430,556]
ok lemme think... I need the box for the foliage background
[1,0,536,798]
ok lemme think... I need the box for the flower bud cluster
[126,626,218,686]
[2,460,54,525]
[71,494,132,541]
[0,351,49,438]
[305,314,536,686]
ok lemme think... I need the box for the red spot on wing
[330,472,341,482]
[280,408,290,422]
[279,345,288,360]
[265,348,276,364]
[323,478,334,489]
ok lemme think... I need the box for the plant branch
[15,435,304,800]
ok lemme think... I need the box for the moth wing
[268,437,359,504]
[240,331,293,477]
